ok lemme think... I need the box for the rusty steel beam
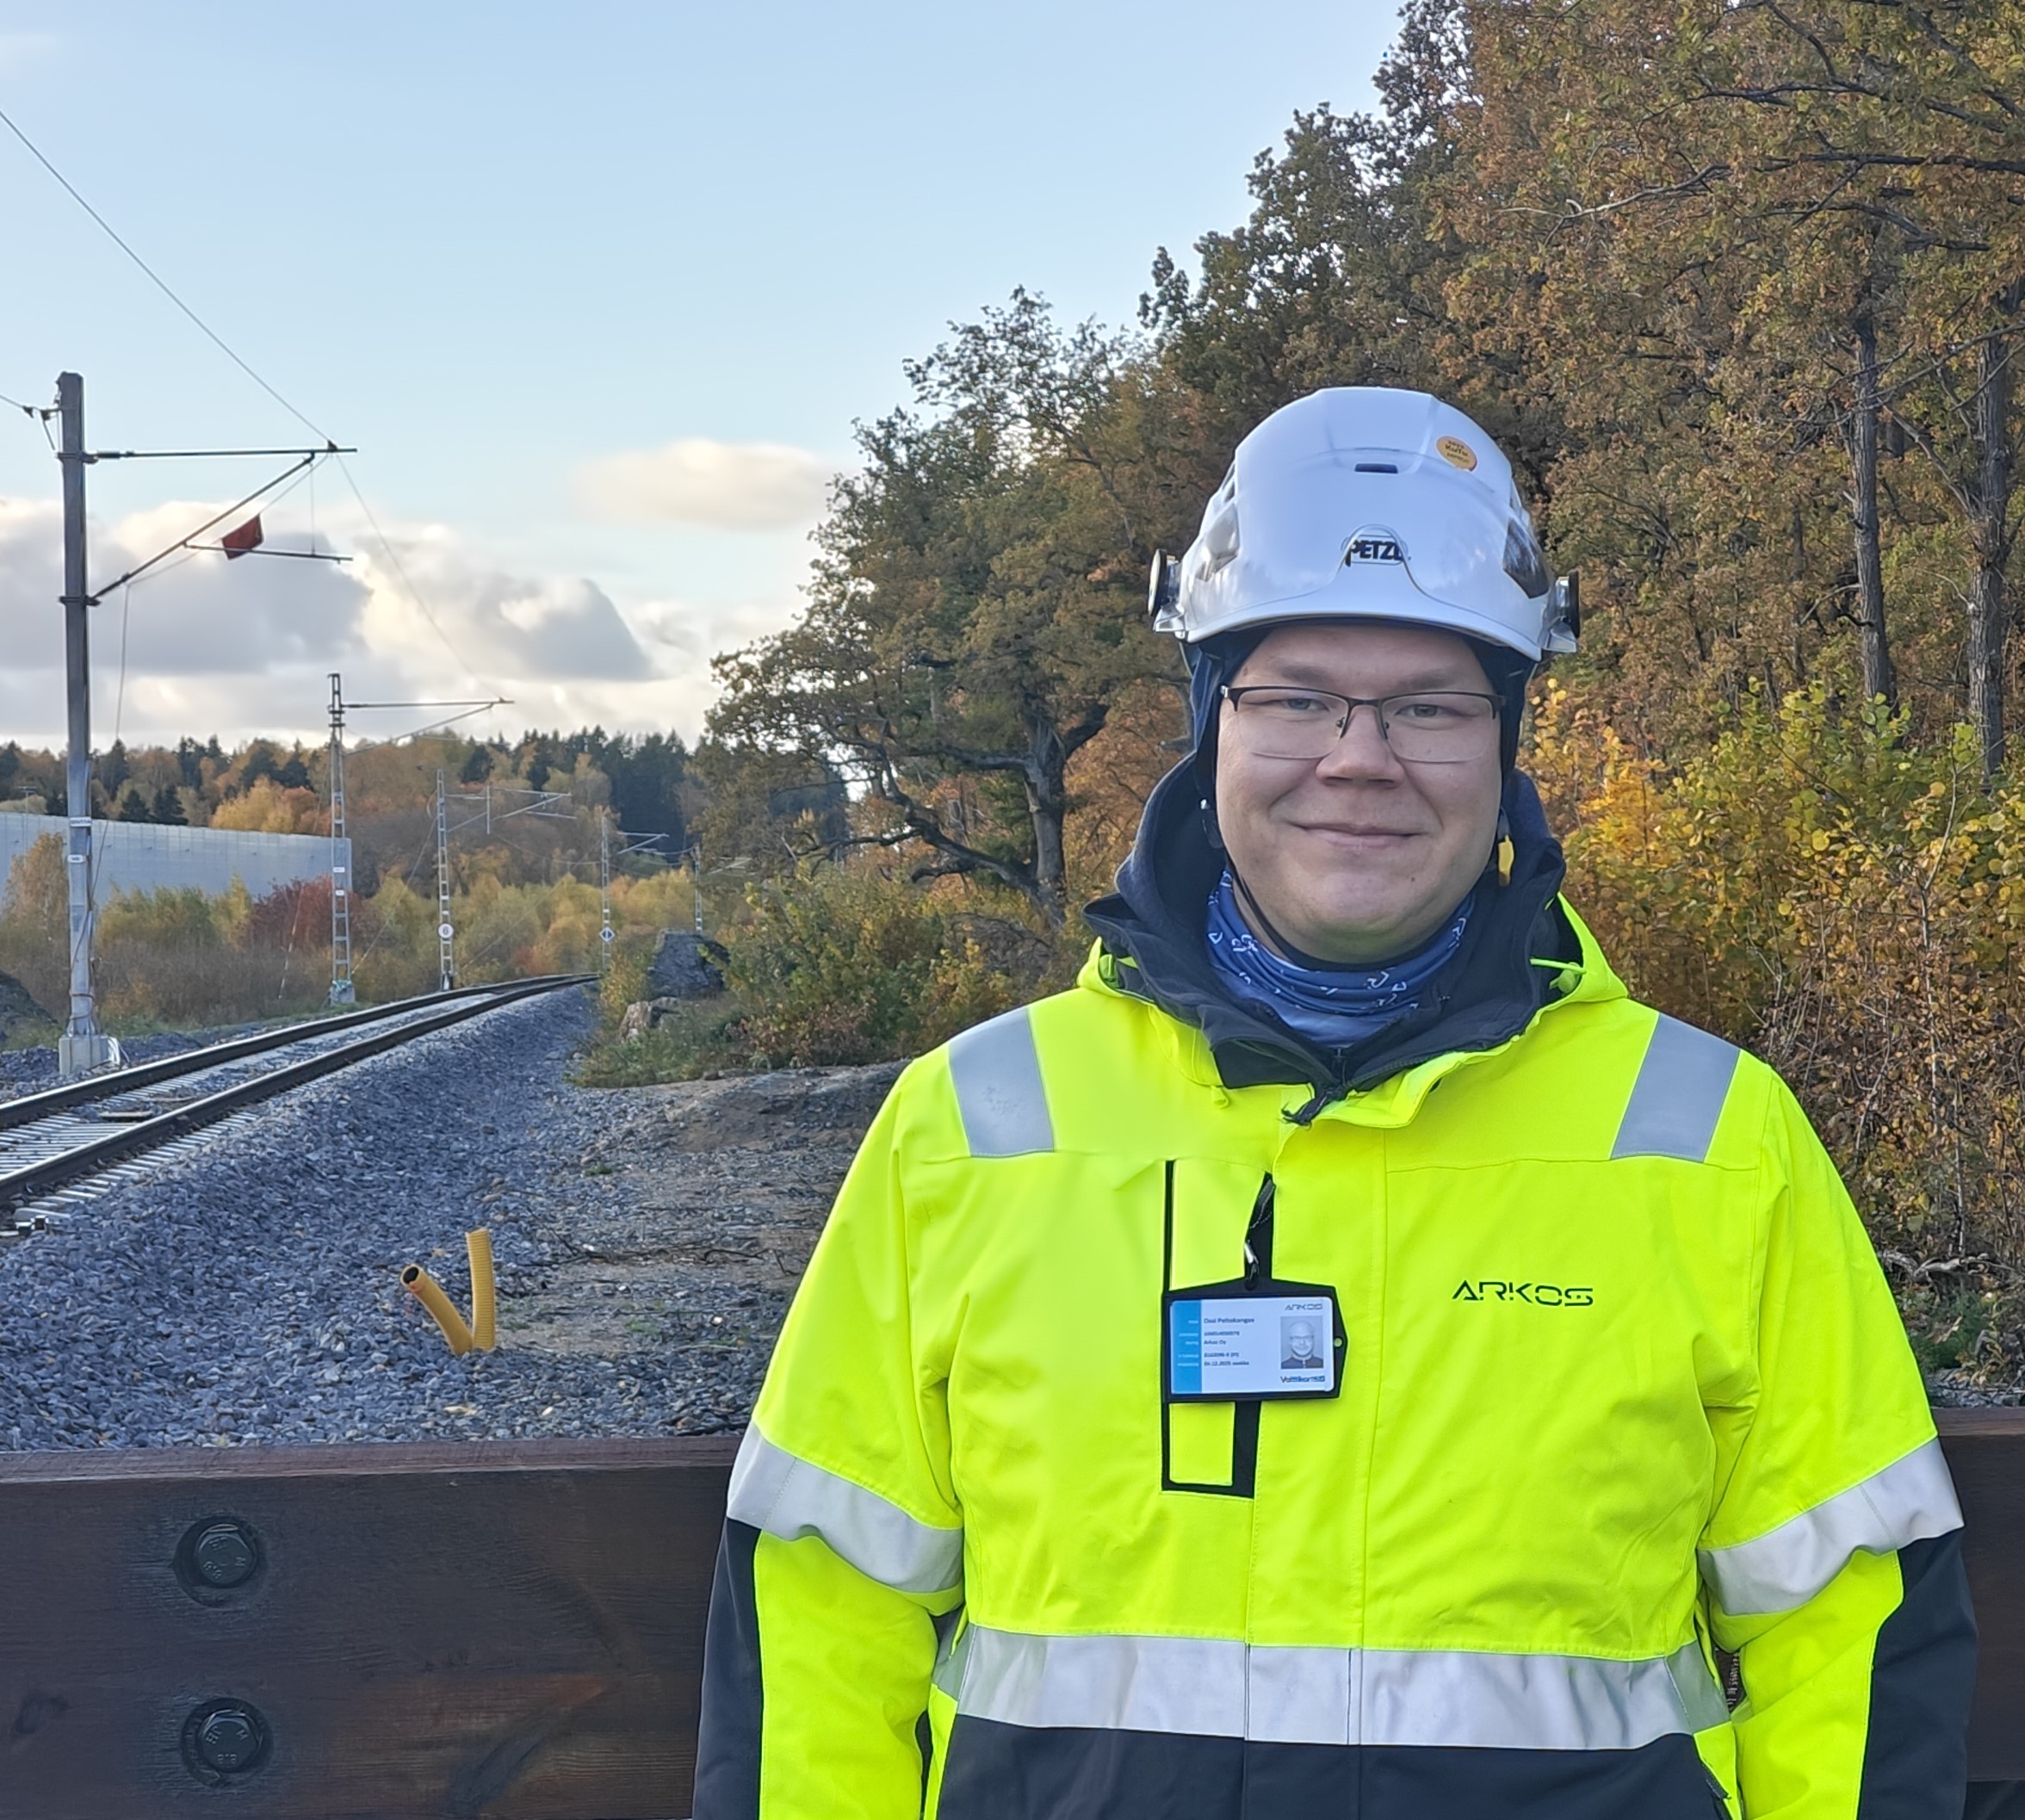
[0,1415,2021,1817]
[0,1436,734,1819]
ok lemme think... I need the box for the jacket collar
[1080,761,1605,1117]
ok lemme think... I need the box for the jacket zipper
[1284,1081,1348,1126]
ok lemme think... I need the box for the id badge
[1164,1280,1345,1402]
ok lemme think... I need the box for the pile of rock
[619,931,729,1041]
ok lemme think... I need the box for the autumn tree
[1143,2,1572,492]
[1446,0,2025,760]
[710,294,1173,925]
[685,739,849,871]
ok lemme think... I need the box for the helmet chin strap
[1201,792,1337,966]
[1228,863,1332,968]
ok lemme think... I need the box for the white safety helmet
[1149,387,1577,661]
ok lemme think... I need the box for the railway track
[0,974,593,1235]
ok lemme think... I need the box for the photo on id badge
[1280,1316,1325,1377]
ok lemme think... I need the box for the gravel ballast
[0,988,886,1450]
[0,1021,276,1099]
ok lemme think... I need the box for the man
[1279,1321,1320,1373]
[695,388,1974,1819]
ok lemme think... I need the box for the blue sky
[0,2,1396,746]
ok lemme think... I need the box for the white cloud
[96,499,368,675]
[0,489,789,747]
[623,592,799,662]
[350,523,652,683]
[573,437,834,531]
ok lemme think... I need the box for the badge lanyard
[1161,1167,1346,1497]
[1163,1173,1346,1403]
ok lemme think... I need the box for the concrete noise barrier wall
[0,815,346,903]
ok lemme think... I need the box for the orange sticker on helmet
[1437,436,1477,471]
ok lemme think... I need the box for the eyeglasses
[1220,685,1501,764]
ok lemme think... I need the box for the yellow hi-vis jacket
[695,911,1967,1820]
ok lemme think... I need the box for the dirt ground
[503,1062,904,1418]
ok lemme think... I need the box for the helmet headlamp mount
[1545,572,1580,654]
[1148,549,1182,632]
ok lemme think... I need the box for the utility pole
[326,673,355,1004]
[435,769,455,992]
[598,808,613,974]
[57,372,112,1076]
[331,690,509,999]
[46,377,354,1060]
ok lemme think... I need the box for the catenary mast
[56,372,112,1076]
[327,674,354,1004]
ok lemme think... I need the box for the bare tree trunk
[1022,718,1069,926]
[1849,313,1894,707]
[1966,322,2014,777]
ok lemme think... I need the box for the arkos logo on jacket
[1452,1279,1594,1307]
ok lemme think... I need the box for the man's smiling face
[1215,621,1505,966]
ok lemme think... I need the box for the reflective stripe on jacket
[693,906,1969,1820]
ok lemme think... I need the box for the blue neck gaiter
[1204,870,1472,1053]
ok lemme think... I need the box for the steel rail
[0,975,594,1134]
[0,975,592,1211]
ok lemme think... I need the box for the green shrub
[573,860,1031,1085]
[730,864,1019,1068]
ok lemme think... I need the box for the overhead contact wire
[0,101,508,777]
[0,104,506,713]
[0,99,332,445]
[1,387,53,447]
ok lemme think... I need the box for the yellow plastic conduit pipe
[467,1228,497,1353]
[401,1265,475,1356]
[401,1229,499,1356]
